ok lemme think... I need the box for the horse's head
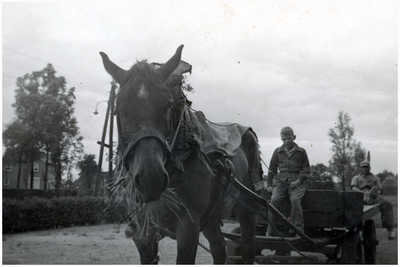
[100,45,184,203]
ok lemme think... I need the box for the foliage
[4,64,83,191]
[2,196,127,234]
[304,163,336,190]
[77,154,98,196]
[3,188,77,199]
[381,176,397,196]
[3,120,29,162]
[328,111,365,191]
[376,170,397,183]
[352,142,366,176]
[2,120,32,188]
[181,73,194,93]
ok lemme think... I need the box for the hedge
[3,189,77,200]
[2,196,128,234]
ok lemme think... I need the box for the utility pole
[94,81,116,196]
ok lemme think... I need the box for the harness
[115,103,189,170]
[112,78,258,238]
[113,84,235,223]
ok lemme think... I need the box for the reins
[169,104,188,150]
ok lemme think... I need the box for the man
[351,160,396,240]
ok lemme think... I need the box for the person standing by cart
[266,127,310,237]
[351,160,396,240]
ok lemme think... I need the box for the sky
[2,2,398,179]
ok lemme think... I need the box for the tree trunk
[342,173,346,191]
[16,152,23,189]
[43,151,49,190]
[55,158,62,197]
[30,158,34,189]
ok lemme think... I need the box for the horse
[100,45,264,264]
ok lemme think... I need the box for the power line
[3,73,109,108]
[3,57,110,95]
[3,72,109,97]
[67,80,110,95]
[3,46,111,85]
[3,73,18,79]
[3,60,32,72]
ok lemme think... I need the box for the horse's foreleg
[202,221,227,264]
[175,220,199,264]
[133,240,159,264]
[236,204,257,264]
[130,222,159,264]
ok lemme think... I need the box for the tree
[376,170,396,183]
[381,175,397,195]
[7,64,83,191]
[181,74,194,93]
[10,77,45,188]
[352,142,366,177]
[3,120,31,188]
[328,111,360,191]
[305,163,335,190]
[77,154,98,196]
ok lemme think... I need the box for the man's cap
[360,160,370,167]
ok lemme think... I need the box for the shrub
[2,196,128,234]
[3,189,77,200]
[382,176,397,196]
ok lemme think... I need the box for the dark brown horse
[100,45,263,264]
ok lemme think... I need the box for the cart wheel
[337,230,361,263]
[356,233,363,263]
[363,220,377,264]
[226,227,243,264]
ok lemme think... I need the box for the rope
[198,241,212,254]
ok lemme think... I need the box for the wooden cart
[223,184,381,264]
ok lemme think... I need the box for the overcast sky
[2,2,398,178]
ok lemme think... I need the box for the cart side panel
[302,190,342,228]
[302,190,340,211]
[340,191,364,228]
[257,190,363,229]
[259,190,344,228]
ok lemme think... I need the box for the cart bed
[258,190,365,229]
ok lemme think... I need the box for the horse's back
[237,129,264,191]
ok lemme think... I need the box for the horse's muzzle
[134,171,169,203]
[127,137,170,203]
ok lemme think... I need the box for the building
[3,157,56,190]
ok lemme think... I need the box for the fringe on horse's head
[117,60,163,94]
[115,60,175,119]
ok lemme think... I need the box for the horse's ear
[157,45,184,81]
[99,52,128,85]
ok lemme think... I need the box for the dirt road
[2,223,397,264]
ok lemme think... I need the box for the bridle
[116,100,189,167]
